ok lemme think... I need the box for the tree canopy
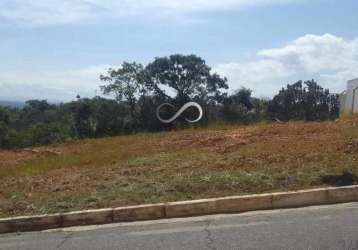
[268,80,339,121]
[145,54,228,106]
[0,54,340,149]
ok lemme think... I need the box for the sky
[0,0,358,102]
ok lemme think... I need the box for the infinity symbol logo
[156,102,203,124]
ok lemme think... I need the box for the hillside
[0,116,358,218]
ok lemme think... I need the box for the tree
[268,80,339,121]
[87,97,133,136]
[230,87,253,110]
[0,107,13,148]
[18,100,57,128]
[268,81,304,121]
[24,100,52,112]
[221,88,257,123]
[0,107,10,124]
[70,98,97,138]
[100,62,146,124]
[145,54,228,106]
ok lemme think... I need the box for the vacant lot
[1,116,358,218]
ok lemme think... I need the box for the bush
[24,123,71,146]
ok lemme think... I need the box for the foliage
[268,80,339,121]
[100,62,146,124]
[0,55,341,149]
[145,54,228,106]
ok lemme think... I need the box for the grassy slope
[0,116,358,217]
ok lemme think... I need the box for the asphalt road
[1,203,358,250]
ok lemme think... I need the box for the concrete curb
[1,185,357,234]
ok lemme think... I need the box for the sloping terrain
[0,116,358,217]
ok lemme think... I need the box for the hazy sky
[0,0,358,101]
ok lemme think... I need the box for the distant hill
[0,100,25,108]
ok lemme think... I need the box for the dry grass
[0,116,358,217]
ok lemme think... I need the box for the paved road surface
[1,203,358,250]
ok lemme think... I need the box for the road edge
[1,185,357,234]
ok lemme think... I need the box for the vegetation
[0,54,340,149]
[0,115,357,217]
[268,80,339,121]
[0,54,350,217]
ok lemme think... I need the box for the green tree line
[0,54,340,149]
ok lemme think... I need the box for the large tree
[145,54,228,106]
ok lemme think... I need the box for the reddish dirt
[0,150,36,167]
